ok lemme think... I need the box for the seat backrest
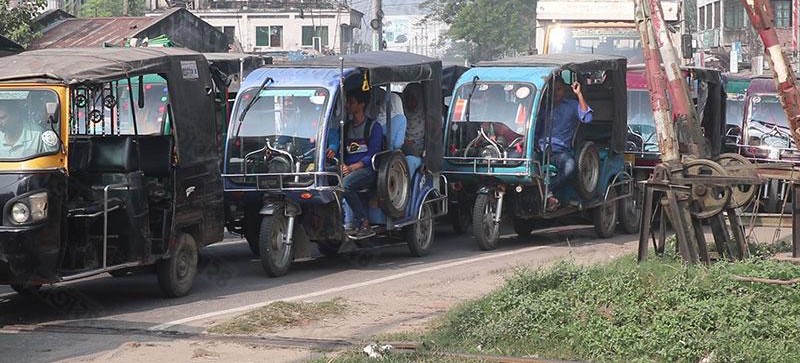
[137,135,173,177]
[68,139,92,172]
[87,136,140,173]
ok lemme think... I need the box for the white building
[146,1,363,54]
[382,15,447,58]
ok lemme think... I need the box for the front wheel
[157,233,199,298]
[593,187,618,238]
[473,192,501,250]
[259,211,294,277]
[406,202,435,257]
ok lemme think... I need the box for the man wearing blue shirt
[538,77,593,211]
[337,91,383,236]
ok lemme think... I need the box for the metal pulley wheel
[684,159,731,219]
[715,153,757,209]
[377,151,410,218]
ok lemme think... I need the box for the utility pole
[370,0,383,51]
[123,0,129,16]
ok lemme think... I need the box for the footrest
[69,198,123,218]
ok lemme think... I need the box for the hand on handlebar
[326,148,336,159]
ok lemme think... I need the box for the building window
[699,5,706,30]
[216,26,235,43]
[256,26,283,47]
[706,4,713,30]
[713,1,721,28]
[774,0,791,28]
[302,26,329,47]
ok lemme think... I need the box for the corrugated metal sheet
[28,16,160,49]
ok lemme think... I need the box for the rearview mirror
[560,70,574,85]
[45,102,58,121]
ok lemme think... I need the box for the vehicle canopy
[459,53,628,155]
[232,51,443,173]
[0,47,218,166]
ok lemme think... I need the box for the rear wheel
[513,217,535,237]
[593,187,618,238]
[317,241,340,257]
[11,283,41,296]
[244,210,262,256]
[405,202,435,257]
[259,211,294,277]
[377,152,410,218]
[473,192,500,251]
[449,201,472,235]
[157,232,199,298]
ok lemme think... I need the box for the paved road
[0,222,779,362]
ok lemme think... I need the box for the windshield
[726,96,745,126]
[446,82,534,160]
[627,89,657,152]
[748,95,787,127]
[0,89,60,161]
[547,26,643,64]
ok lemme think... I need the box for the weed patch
[208,298,347,335]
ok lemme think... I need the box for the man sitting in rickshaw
[0,101,54,158]
[337,91,384,237]
[538,76,593,211]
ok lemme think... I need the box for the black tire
[377,151,410,218]
[473,192,500,251]
[157,233,199,298]
[109,269,134,278]
[593,187,618,238]
[244,210,262,256]
[513,217,535,237]
[11,283,41,296]
[449,199,472,235]
[317,241,340,257]
[259,211,294,277]
[765,179,780,213]
[576,141,601,200]
[618,184,642,234]
[405,202,435,257]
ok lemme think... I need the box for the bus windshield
[547,26,643,64]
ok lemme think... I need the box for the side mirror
[560,70,574,85]
[45,102,59,123]
[681,34,694,59]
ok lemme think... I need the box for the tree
[79,0,145,17]
[0,0,46,46]
[421,0,536,62]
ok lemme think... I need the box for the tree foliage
[0,0,46,46]
[421,0,536,62]
[79,0,145,18]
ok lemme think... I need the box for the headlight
[11,203,30,224]
[9,192,48,225]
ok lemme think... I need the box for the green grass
[426,251,800,362]
[208,298,347,335]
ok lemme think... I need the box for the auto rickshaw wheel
[576,141,600,200]
[618,184,641,235]
[513,217,535,237]
[11,283,41,296]
[377,152,410,218]
[317,241,340,257]
[405,202,434,257]
[157,232,199,298]
[593,187,618,238]
[473,192,500,251]
[449,200,472,234]
[259,210,294,277]
[244,210,262,256]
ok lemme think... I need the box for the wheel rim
[176,245,190,280]
[603,191,617,230]
[387,161,409,210]
[482,196,499,241]
[270,217,291,266]
[580,152,599,193]
[416,205,433,250]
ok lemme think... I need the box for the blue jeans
[342,168,375,225]
[550,152,575,194]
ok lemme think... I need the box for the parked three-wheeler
[223,51,447,277]
[443,54,635,250]
[0,48,225,297]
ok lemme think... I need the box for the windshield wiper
[234,77,274,139]
[464,76,480,123]
[750,119,794,140]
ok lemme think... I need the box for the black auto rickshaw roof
[0,47,206,84]
[282,51,441,85]
[478,53,626,72]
